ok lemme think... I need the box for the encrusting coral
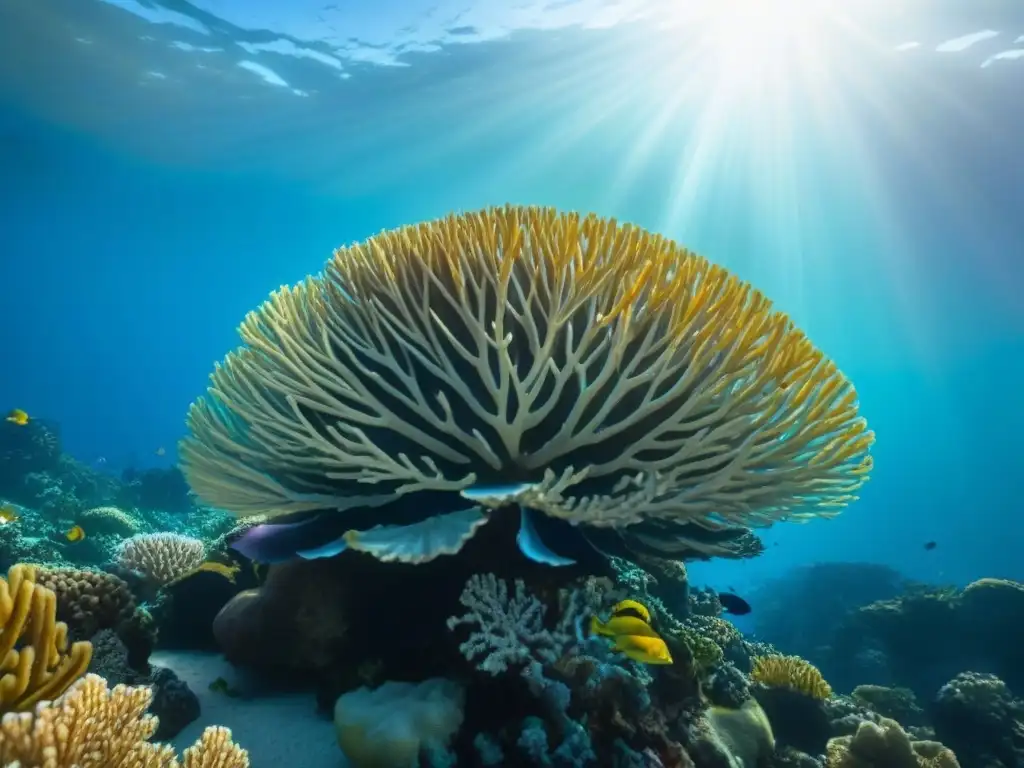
[751,654,833,700]
[826,717,959,768]
[76,505,141,536]
[180,204,873,568]
[0,673,249,767]
[34,567,137,640]
[0,565,92,712]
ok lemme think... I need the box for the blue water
[1,0,1022,600]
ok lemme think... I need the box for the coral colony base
[0,207,1019,767]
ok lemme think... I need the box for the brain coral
[180,206,873,567]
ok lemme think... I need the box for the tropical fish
[609,599,652,624]
[194,561,240,582]
[5,409,28,426]
[587,608,673,665]
[0,505,20,525]
[155,446,166,457]
[64,525,86,542]
[719,592,751,616]
[924,541,937,551]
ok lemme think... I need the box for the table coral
[181,205,873,568]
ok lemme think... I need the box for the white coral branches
[116,532,206,586]
[446,573,618,675]
[446,574,563,675]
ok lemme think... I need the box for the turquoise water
[1,0,1022,597]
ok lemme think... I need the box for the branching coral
[180,205,873,563]
[751,654,832,700]
[0,673,249,767]
[446,573,569,674]
[116,533,206,586]
[0,565,92,712]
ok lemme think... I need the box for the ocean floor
[156,650,344,766]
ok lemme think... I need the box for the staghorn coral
[0,673,249,767]
[0,565,92,712]
[77,506,140,537]
[752,654,832,700]
[826,717,959,768]
[180,205,873,566]
[35,567,136,640]
[182,725,250,768]
[116,533,206,586]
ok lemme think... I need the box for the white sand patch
[155,650,344,766]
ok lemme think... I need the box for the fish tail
[588,615,605,638]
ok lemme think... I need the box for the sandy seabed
[156,650,345,767]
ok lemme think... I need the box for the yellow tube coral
[0,565,92,712]
[0,674,250,767]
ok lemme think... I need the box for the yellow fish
[588,612,673,665]
[5,409,28,426]
[65,525,86,542]
[195,561,240,583]
[610,599,652,624]
[0,505,20,525]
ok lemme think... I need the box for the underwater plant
[180,205,873,568]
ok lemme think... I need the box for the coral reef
[749,562,908,692]
[88,628,200,740]
[833,578,1024,699]
[931,672,1024,768]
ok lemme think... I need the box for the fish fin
[230,513,348,564]
[574,615,586,645]
[296,537,349,560]
[516,507,576,566]
[344,507,488,563]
